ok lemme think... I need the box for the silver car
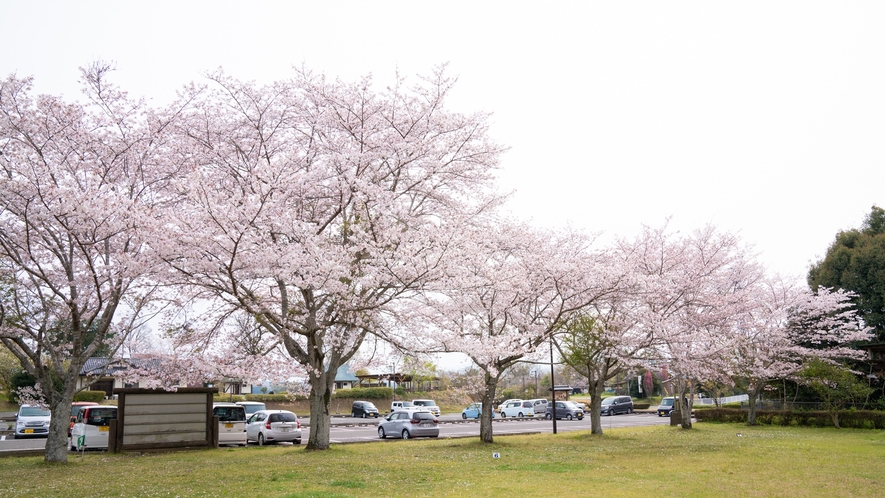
[377,410,439,439]
[246,409,302,445]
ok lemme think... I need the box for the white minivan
[70,406,117,451]
[213,403,247,446]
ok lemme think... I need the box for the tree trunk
[479,372,499,443]
[305,369,334,450]
[588,375,605,435]
[675,380,693,429]
[45,396,73,462]
[746,386,759,426]
[42,374,79,463]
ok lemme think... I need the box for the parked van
[213,403,247,446]
[235,401,267,417]
[70,406,117,451]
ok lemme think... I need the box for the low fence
[694,394,749,405]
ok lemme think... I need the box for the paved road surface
[0,412,674,453]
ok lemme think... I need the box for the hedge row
[74,390,107,403]
[212,393,308,403]
[331,387,394,400]
[695,408,885,429]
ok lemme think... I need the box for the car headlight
[16,421,24,428]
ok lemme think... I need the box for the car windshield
[71,404,95,416]
[86,408,116,426]
[20,406,51,417]
[601,398,615,405]
[363,403,377,410]
[400,401,414,407]
[214,406,246,422]
[661,398,674,406]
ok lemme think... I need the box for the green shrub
[73,390,106,403]
[633,403,650,410]
[213,394,246,403]
[244,393,307,402]
[332,387,393,400]
[695,408,885,429]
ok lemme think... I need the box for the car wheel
[462,413,467,419]
[378,427,386,439]
[294,439,301,445]
[518,412,524,417]
[402,429,410,440]
[566,414,573,421]
[352,411,356,418]
[361,413,366,419]
[500,412,506,418]
[258,433,266,446]
[629,408,633,414]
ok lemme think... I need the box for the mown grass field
[2,423,883,497]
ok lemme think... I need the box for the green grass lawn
[2,423,883,497]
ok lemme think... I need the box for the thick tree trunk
[480,372,499,443]
[42,374,79,463]
[45,396,74,462]
[305,370,334,450]
[675,380,693,429]
[746,386,759,426]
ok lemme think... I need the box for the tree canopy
[809,206,885,343]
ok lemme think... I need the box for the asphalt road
[0,412,672,453]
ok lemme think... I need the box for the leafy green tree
[800,358,873,428]
[809,206,885,343]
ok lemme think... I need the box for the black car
[600,396,634,416]
[351,400,380,418]
[656,397,676,417]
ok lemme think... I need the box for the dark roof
[79,357,161,376]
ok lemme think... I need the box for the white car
[499,400,534,418]
[246,409,302,445]
[14,404,51,438]
[390,401,421,412]
[235,401,267,417]
[70,406,117,451]
[411,399,441,417]
[496,398,522,411]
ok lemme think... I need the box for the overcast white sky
[3,0,884,283]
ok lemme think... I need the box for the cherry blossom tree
[0,64,174,462]
[727,276,871,425]
[410,221,621,442]
[157,66,505,449]
[618,224,761,429]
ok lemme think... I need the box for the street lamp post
[550,335,557,435]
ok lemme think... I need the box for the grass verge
[1,423,883,497]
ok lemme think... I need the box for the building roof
[335,364,359,383]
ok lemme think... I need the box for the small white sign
[493,452,500,459]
